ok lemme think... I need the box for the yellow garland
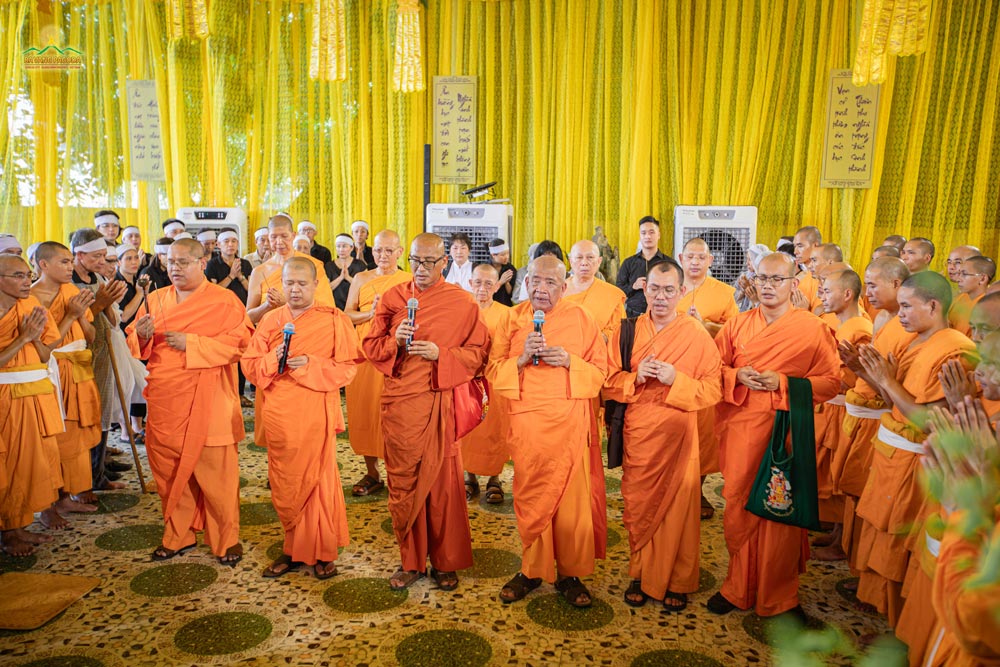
[309,0,346,81]
[853,0,930,85]
[393,0,423,92]
[165,0,209,41]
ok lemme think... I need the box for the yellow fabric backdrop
[1,0,998,271]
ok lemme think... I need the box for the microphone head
[407,297,419,311]
[282,322,296,335]
[532,309,545,324]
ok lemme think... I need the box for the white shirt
[445,260,473,292]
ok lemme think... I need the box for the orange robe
[927,513,1000,667]
[855,328,976,625]
[812,315,872,523]
[896,509,947,667]
[126,281,253,556]
[948,292,984,337]
[564,279,626,341]
[242,304,361,566]
[604,314,722,600]
[46,283,101,494]
[460,301,511,476]
[676,276,738,476]
[489,300,608,583]
[796,271,823,311]
[0,297,63,529]
[362,278,489,572]
[344,271,412,459]
[715,308,840,616]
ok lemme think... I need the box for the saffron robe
[948,292,984,338]
[460,300,512,476]
[715,307,840,616]
[242,304,361,565]
[564,279,626,341]
[604,313,722,600]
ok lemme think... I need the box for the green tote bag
[744,376,821,531]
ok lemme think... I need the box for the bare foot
[39,507,71,530]
[0,530,35,557]
[812,544,847,561]
[811,531,836,547]
[57,496,98,513]
[16,528,53,544]
[72,492,99,504]
[95,481,126,491]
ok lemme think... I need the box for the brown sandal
[352,474,385,497]
[700,494,715,520]
[389,569,424,590]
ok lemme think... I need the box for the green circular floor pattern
[130,563,218,597]
[95,524,163,551]
[174,612,272,656]
[323,577,407,614]
[395,629,491,667]
[94,493,140,514]
[834,576,879,615]
[19,657,105,667]
[631,649,724,667]
[0,552,37,574]
[266,540,285,561]
[526,593,615,631]
[461,548,521,579]
[239,502,279,526]
[342,484,388,505]
[247,441,267,454]
[380,517,395,536]
[698,567,717,593]
[607,526,622,549]
[239,476,249,489]
[477,494,515,515]
[741,609,828,645]
[713,483,724,499]
[605,476,621,493]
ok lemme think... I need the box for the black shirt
[325,259,369,310]
[351,244,376,270]
[617,249,669,317]
[311,243,333,265]
[205,255,253,304]
[115,271,140,330]
[492,263,517,307]
[139,261,171,291]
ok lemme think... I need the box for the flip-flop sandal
[389,569,424,590]
[483,481,504,505]
[314,560,338,580]
[555,576,593,608]
[624,579,648,607]
[219,544,243,568]
[706,591,737,615]
[263,554,303,578]
[500,573,542,603]
[700,495,715,520]
[429,567,459,591]
[352,474,384,497]
[151,542,196,561]
[465,478,480,501]
[662,590,688,613]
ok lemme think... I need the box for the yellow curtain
[2,0,999,272]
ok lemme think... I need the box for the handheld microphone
[532,309,545,366]
[406,297,419,349]
[278,322,295,373]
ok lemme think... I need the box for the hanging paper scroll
[432,76,477,185]
[821,69,880,189]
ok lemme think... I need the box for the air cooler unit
[175,207,249,255]
[673,206,758,286]
[425,203,513,265]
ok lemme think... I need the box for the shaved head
[946,244,981,282]
[0,254,29,273]
[34,241,71,264]
[473,263,499,280]
[570,239,600,256]
[901,271,952,311]
[816,244,844,263]
[872,245,900,259]
[682,237,710,253]
[965,255,996,282]
[283,256,317,279]
[970,293,1000,343]
[883,235,907,250]
[526,255,568,313]
[528,255,568,281]
[410,233,446,289]
[374,229,400,247]
[171,238,205,257]
[795,226,822,246]
[411,232,445,256]
[648,258,685,286]
[268,213,294,232]
[758,252,797,277]
[867,256,910,283]
[826,269,862,298]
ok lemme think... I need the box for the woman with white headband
[325,233,368,310]
[350,219,376,269]
[487,238,517,307]
[94,210,121,243]
[243,227,271,268]
[298,220,331,264]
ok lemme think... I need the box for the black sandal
[429,567,459,591]
[500,573,542,603]
[262,554,302,578]
[700,494,715,520]
[624,579,647,607]
[662,590,688,613]
[314,560,338,580]
[465,477,480,501]
[483,480,504,505]
[706,591,737,615]
[219,543,243,568]
[352,474,384,497]
[555,576,592,608]
[151,542,196,561]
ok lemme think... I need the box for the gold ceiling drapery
[853,0,931,85]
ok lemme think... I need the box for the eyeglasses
[373,247,398,255]
[408,256,445,270]
[971,323,1000,336]
[0,272,30,281]
[753,275,796,287]
[166,258,200,269]
[646,285,679,297]
[958,271,985,278]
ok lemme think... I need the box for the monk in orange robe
[811,269,872,560]
[854,271,976,626]
[460,264,510,503]
[0,256,63,556]
[605,260,721,611]
[564,240,626,341]
[943,244,980,286]
[343,230,410,496]
[834,258,915,577]
[489,256,608,608]
[362,233,489,591]
[126,239,253,566]
[708,252,840,618]
[792,226,823,311]
[242,258,361,579]
[31,242,103,528]
[676,237,738,519]
[948,255,993,337]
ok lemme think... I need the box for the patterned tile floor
[0,406,895,666]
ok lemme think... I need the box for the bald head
[758,252,797,277]
[411,233,445,256]
[872,245,900,259]
[374,229,400,247]
[678,237,713,280]
[282,256,317,280]
[34,241,71,265]
[816,244,844,263]
[569,240,601,281]
[970,293,1000,343]
[883,235,907,251]
[268,214,294,232]
[945,245,981,282]
[900,271,952,318]
[526,255,568,313]
[867,256,910,283]
[795,226,822,245]
[0,254,29,274]
[901,238,934,273]
[171,238,205,257]
[965,256,996,282]
[826,269,862,298]
[410,233,446,289]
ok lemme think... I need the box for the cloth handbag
[453,377,489,439]
[605,317,638,469]
[744,376,821,531]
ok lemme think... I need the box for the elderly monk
[31,242,103,529]
[676,237,737,520]
[0,256,63,556]
[343,230,410,496]
[834,258,915,577]
[707,252,840,618]
[460,263,511,504]
[362,233,489,591]
[811,269,873,561]
[944,245,981,285]
[127,239,253,566]
[853,271,975,626]
[791,226,823,311]
[900,237,935,274]
[489,256,608,608]
[242,258,361,580]
[565,240,626,341]
[605,260,722,611]
[948,255,994,337]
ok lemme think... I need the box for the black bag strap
[619,317,638,372]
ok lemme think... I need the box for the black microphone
[532,309,545,366]
[278,322,295,373]
[406,297,419,349]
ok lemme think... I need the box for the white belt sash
[47,339,86,421]
[846,403,890,419]
[825,394,846,407]
[877,424,924,454]
[0,368,49,384]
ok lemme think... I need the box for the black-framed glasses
[408,256,445,270]
[753,275,796,287]
[0,272,30,281]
